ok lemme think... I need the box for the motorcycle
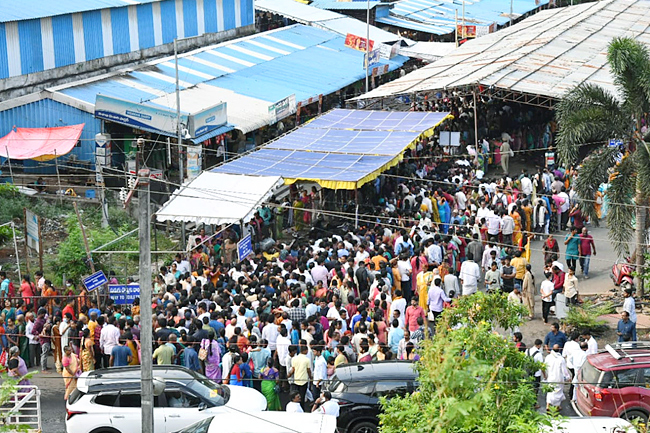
[611,258,635,292]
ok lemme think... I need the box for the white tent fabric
[156,172,283,225]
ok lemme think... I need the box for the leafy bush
[564,300,614,337]
[378,292,553,433]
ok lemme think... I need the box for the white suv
[65,366,267,433]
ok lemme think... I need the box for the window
[580,362,602,385]
[347,382,375,395]
[613,369,640,389]
[164,391,202,408]
[641,369,650,388]
[372,381,409,399]
[119,393,142,408]
[93,394,119,407]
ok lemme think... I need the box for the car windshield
[581,361,603,385]
[328,376,346,393]
[176,416,214,433]
[185,378,230,406]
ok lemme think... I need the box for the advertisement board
[456,25,477,38]
[25,210,40,253]
[268,95,297,123]
[345,33,374,52]
[95,95,188,136]
[189,102,227,137]
[364,50,381,68]
[109,284,140,305]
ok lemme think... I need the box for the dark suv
[328,361,418,433]
[577,342,650,425]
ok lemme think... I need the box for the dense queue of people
[0,99,621,416]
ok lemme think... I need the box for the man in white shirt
[276,328,291,389]
[396,255,413,301]
[312,391,339,417]
[312,346,328,397]
[99,315,121,365]
[501,213,515,247]
[390,290,407,323]
[526,339,544,397]
[486,214,502,243]
[262,320,279,351]
[520,173,533,197]
[427,237,443,265]
[570,342,589,402]
[581,331,598,355]
[623,288,637,324]
[459,253,481,296]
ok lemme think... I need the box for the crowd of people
[0,98,629,416]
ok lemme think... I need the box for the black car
[328,361,418,433]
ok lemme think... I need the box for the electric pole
[137,138,154,433]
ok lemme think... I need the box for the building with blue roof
[0,0,255,99]
[0,24,407,172]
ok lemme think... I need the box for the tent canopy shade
[212,109,451,190]
[0,124,84,161]
[155,172,284,225]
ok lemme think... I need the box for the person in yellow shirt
[510,249,528,289]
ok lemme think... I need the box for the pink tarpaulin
[0,124,84,161]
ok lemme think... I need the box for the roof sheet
[47,24,407,134]
[155,172,284,225]
[398,41,457,62]
[255,0,409,44]
[356,0,649,100]
[388,0,549,35]
[311,0,382,10]
[211,108,451,189]
[1,0,158,23]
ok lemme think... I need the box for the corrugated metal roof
[388,0,549,35]
[0,0,159,23]
[356,0,649,100]
[42,24,407,133]
[376,15,451,34]
[310,0,381,10]
[255,0,410,44]
[398,41,456,61]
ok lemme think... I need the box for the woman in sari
[201,335,222,382]
[62,345,81,401]
[416,263,434,310]
[16,315,29,367]
[260,358,281,411]
[410,249,428,298]
[80,328,95,372]
[511,206,523,247]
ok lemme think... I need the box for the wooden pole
[38,215,43,272]
[74,202,99,306]
[5,146,14,184]
[54,150,62,203]
[23,208,31,276]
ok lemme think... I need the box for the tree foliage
[378,292,551,433]
[556,37,650,293]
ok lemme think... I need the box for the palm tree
[556,37,650,296]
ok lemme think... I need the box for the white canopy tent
[156,172,284,225]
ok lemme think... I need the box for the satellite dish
[152,377,166,397]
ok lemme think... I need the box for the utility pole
[174,38,186,251]
[74,202,100,306]
[365,0,370,93]
[137,138,154,433]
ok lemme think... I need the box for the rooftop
[0,0,158,23]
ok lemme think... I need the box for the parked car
[541,417,636,432]
[576,342,650,425]
[328,361,418,433]
[171,412,337,433]
[65,365,267,433]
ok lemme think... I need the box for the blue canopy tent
[212,109,451,189]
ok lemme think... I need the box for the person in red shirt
[579,228,597,279]
[62,298,76,321]
[404,298,426,333]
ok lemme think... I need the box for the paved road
[29,369,66,433]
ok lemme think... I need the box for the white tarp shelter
[355,0,650,101]
[156,172,283,225]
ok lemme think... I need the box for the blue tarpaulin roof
[50,24,407,134]
[212,109,451,189]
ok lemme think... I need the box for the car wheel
[350,421,379,433]
[89,428,121,433]
[624,410,648,426]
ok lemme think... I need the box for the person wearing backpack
[526,339,544,400]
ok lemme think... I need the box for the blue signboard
[237,235,254,262]
[109,284,140,305]
[83,271,108,292]
[609,139,624,149]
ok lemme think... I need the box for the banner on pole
[345,33,374,52]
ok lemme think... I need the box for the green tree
[556,37,650,295]
[378,292,551,433]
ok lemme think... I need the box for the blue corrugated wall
[0,0,253,79]
[0,99,100,172]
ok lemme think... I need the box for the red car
[577,343,650,425]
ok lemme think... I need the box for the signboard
[456,25,477,38]
[440,131,461,147]
[109,284,140,305]
[189,102,227,137]
[268,95,297,123]
[237,235,254,262]
[609,139,624,148]
[186,145,203,180]
[83,270,108,292]
[25,210,40,253]
[344,33,374,52]
[96,95,188,136]
[364,50,381,68]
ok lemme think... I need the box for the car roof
[78,365,202,393]
[588,343,650,371]
[333,361,417,383]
